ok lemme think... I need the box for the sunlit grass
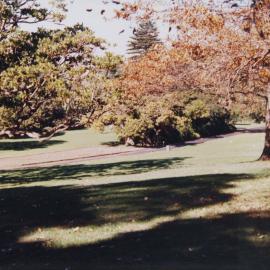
[0,128,118,158]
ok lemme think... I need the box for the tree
[0,62,67,138]
[0,0,122,140]
[111,0,270,160]
[172,0,270,160]
[0,0,66,40]
[0,24,111,139]
[96,44,234,147]
[127,20,161,56]
[0,0,124,140]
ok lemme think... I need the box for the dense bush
[97,92,235,147]
[114,99,195,146]
[230,98,266,124]
[189,103,235,137]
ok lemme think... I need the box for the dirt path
[0,126,265,170]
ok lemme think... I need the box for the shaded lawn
[0,172,264,270]
[1,131,270,269]
[13,212,269,270]
[0,171,270,270]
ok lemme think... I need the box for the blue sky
[21,0,140,56]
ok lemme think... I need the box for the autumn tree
[170,0,270,160]
[110,0,270,159]
[96,44,234,146]
[127,19,161,56]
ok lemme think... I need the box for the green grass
[1,130,270,269]
[0,128,118,158]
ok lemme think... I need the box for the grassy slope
[1,130,270,269]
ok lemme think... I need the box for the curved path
[0,126,265,170]
[0,145,160,170]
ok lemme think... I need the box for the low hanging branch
[26,124,69,143]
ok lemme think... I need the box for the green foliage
[0,30,35,71]
[93,52,123,78]
[97,92,235,147]
[0,2,122,138]
[0,62,66,135]
[0,0,66,40]
[127,20,161,56]
[36,24,104,66]
[197,108,234,136]
[229,98,266,124]
[0,21,118,138]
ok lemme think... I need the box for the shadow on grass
[0,157,186,184]
[1,169,269,269]
[237,128,265,134]
[0,140,66,151]
[59,211,269,270]
[101,141,122,147]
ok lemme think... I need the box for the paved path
[0,146,159,170]
[0,126,265,170]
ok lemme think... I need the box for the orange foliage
[113,0,270,107]
[109,0,270,158]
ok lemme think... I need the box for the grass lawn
[0,128,118,158]
[1,129,270,269]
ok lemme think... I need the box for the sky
[21,0,250,55]
[21,0,140,56]
[21,0,175,56]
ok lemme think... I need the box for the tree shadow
[0,157,187,184]
[61,211,269,269]
[101,141,122,147]
[1,171,268,269]
[237,126,265,134]
[0,140,66,151]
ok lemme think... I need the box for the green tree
[0,24,118,139]
[0,0,66,40]
[0,0,126,140]
[127,20,161,56]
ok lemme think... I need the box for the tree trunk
[259,86,270,160]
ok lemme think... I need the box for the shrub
[97,92,235,147]
[188,102,235,137]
